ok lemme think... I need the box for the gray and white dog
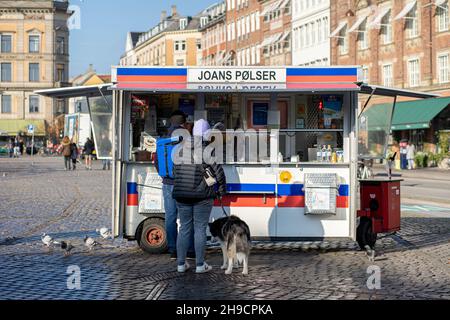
[209,216,251,275]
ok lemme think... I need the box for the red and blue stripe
[117,68,188,84]
[127,182,139,207]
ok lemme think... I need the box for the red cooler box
[359,179,403,234]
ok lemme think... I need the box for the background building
[199,1,227,66]
[0,0,72,143]
[330,0,450,152]
[260,0,292,66]
[120,5,203,67]
[292,0,330,66]
[225,0,263,66]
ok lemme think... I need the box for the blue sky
[69,0,215,78]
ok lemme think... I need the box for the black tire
[357,217,377,250]
[139,218,168,254]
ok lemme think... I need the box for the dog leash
[219,196,230,218]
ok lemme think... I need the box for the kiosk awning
[35,84,112,99]
[394,1,417,20]
[369,7,391,28]
[359,84,439,99]
[363,97,450,131]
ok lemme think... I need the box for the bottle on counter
[316,145,322,162]
[321,145,328,162]
[327,145,332,162]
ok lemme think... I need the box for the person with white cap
[172,119,227,274]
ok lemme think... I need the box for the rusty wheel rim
[146,227,165,246]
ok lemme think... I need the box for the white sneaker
[177,262,190,273]
[196,263,213,274]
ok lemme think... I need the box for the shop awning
[369,7,391,29]
[435,0,447,7]
[329,21,347,38]
[394,1,417,20]
[0,120,46,136]
[363,97,450,131]
[261,0,283,16]
[348,15,368,33]
[35,83,112,99]
[261,32,283,47]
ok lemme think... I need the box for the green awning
[0,120,46,136]
[362,97,450,131]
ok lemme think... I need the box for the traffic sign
[28,125,34,134]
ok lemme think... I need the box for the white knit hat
[193,119,211,138]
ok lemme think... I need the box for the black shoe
[187,252,196,260]
[170,252,177,261]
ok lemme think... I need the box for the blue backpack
[156,136,181,179]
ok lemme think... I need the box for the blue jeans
[162,184,194,254]
[176,199,214,267]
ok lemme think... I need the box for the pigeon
[84,236,100,251]
[96,228,112,240]
[365,245,376,262]
[41,233,58,247]
[60,241,74,256]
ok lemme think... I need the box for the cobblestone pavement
[0,157,449,300]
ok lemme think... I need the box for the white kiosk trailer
[36,66,438,254]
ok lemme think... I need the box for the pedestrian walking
[71,143,79,170]
[100,134,112,171]
[406,142,416,170]
[155,111,196,261]
[84,138,95,170]
[172,119,227,274]
[13,138,20,158]
[8,138,14,158]
[61,136,72,171]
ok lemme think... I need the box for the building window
[29,63,40,82]
[406,4,419,38]
[408,59,420,87]
[438,54,449,83]
[29,95,40,113]
[176,59,185,66]
[1,63,12,82]
[179,18,188,30]
[338,26,348,55]
[437,1,449,32]
[56,37,65,55]
[383,64,393,87]
[29,35,40,53]
[358,19,369,50]
[1,95,12,114]
[380,10,393,44]
[362,66,369,83]
[175,41,186,52]
[196,39,201,50]
[1,34,12,53]
[56,64,65,82]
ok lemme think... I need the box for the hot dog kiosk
[36,66,438,254]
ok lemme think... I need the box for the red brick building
[200,2,227,66]
[225,0,263,65]
[330,0,450,153]
[330,0,450,97]
[259,0,292,66]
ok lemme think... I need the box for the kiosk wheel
[357,217,377,250]
[139,218,168,254]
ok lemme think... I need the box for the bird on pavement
[60,241,74,256]
[84,236,100,251]
[96,228,112,240]
[365,245,376,262]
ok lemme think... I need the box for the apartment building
[292,0,330,66]
[225,0,263,66]
[330,0,449,96]
[199,2,227,66]
[120,5,203,67]
[0,0,72,142]
[259,0,292,66]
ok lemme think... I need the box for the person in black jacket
[84,138,95,170]
[172,119,227,274]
